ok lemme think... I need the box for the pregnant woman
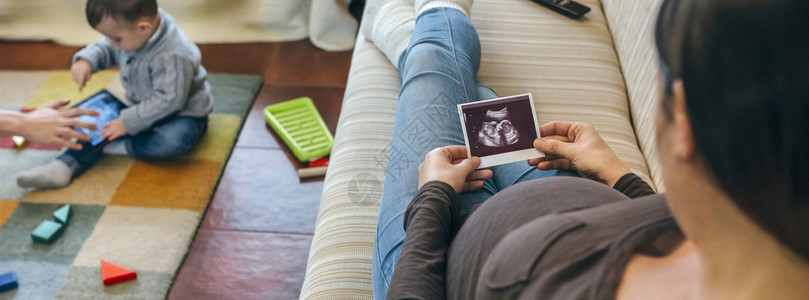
[363,0,809,298]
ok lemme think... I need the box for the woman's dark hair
[655,0,809,260]
[86,0,158,28]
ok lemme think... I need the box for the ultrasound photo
[476,107,520,147]
[458,93,543,168]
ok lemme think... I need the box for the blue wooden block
[53,204,72,225]
[31,220,64,244]
[0,271,18,293]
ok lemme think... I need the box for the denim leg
[490,162,580,191]
[57,141,105,177]
[372,8,483,299]
[126,115,208,159]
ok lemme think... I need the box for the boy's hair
[86,0,158,27]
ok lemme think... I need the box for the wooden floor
[0,7,360,297]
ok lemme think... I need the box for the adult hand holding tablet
[71,90,127,146]
[3,99,100,150]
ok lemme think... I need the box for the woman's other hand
[418,145,493,193]
[19,99,99,150]
[529,121,631,186]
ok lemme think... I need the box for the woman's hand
[18,99,99,150]
[418,146,493,193]
[529,121,631,187]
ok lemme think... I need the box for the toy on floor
[0,271,18,293]
[31,220,64,244]
[309,157,329,168]
[30,204,71,244]
[11,136,26,149]
[263,97,333,162]
[297,157,330,179]
[101,260,137,286]
[53,204,72,225]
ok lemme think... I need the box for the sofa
[301,0,664,298]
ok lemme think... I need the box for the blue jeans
[58,115,208,177]
[371,8,576,299]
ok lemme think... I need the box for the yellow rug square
[23,70,117,109]
[0,201,19,230]
[71,206,200,273]
[109,159,222,213]
[24,155,134,206]
[183,113,242,163]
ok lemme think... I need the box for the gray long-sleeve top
[74,8,212,135]
[388,174,675,299]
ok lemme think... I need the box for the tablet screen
[73,90,126,146]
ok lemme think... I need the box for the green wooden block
[31,220,64,244]
[53,204,72,225]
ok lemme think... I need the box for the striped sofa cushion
[601,0,666,191]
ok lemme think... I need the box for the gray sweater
[74,8,212,135]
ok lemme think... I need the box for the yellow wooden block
[11,136,26,149]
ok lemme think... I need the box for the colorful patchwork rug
[0,70,262,299]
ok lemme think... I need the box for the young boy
[17,0,212,189]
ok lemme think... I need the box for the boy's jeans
[58,115,208,176]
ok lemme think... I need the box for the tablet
[72,90,126,146]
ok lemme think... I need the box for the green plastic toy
[263,97,334,162]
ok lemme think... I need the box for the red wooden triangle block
[101,260,137,286]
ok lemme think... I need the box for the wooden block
[297,166,328,178]
[0,272,18,293]
[308,157,330,168]
[101,260,137,286]
[53,204,72,225]
[31,220,64,244]
[11,136,26,149]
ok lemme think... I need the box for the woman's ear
[671,80,696,161]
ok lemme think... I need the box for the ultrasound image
[476,107,519,147]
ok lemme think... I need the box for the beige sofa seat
[302,0,661,298]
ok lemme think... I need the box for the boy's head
[86,0,159,51]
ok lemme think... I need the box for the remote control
[531,0,591,19]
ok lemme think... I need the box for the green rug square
[209,73,263,116]
[0,203,104,264]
